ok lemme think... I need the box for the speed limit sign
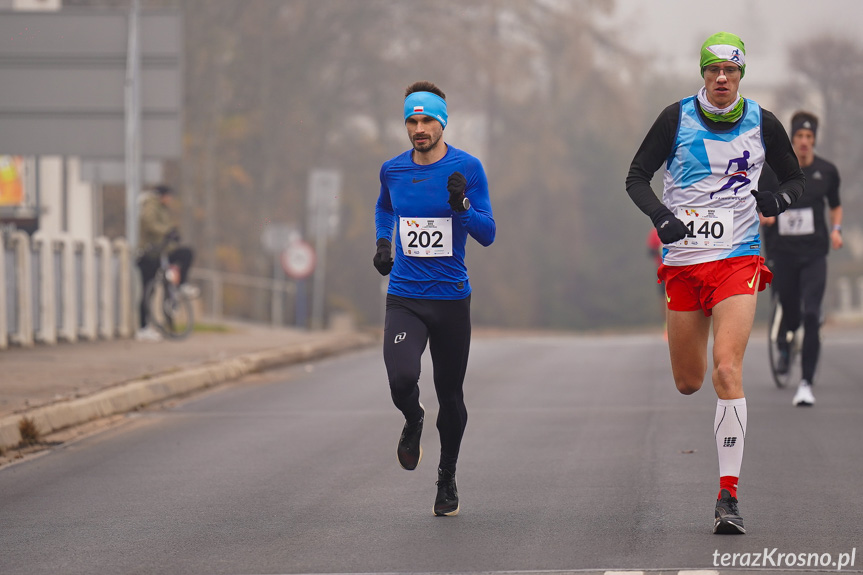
[281,241,316,279]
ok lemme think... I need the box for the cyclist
[136,184,198,342]
[373,81,495,516]
[758,111,842,406]
[626,32,805,534]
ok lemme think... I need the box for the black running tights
[383,294,471,473]
[772,253,827,383]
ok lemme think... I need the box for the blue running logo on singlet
[711,150,754,199]
[662,96,764,266]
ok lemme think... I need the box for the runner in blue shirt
[374,81,495,516]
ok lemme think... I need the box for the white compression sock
[714,398,747,490]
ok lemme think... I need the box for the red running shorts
[658,255,773,317]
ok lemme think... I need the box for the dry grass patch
[18,417,41,447]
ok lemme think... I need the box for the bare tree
[80,0,660,329]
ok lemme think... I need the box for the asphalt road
[1,328,862,575]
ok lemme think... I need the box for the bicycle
[144,241,195,340]
[767,292,802,388]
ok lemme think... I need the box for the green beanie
[700,32,746,78]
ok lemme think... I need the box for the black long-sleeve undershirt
[625,101,805,225]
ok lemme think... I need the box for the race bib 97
[399,217,452,257]
[778,207,815,236]
[673,207,734,249]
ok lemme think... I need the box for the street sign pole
[307,170,340,331]
[295,279,308,329]
[126,0,141,253]
[124,0,142,332]
[311,205,327,330]
[125,0,141,255]
[271,252,283,328]
[280,239,315,329]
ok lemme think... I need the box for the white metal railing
[1,231,133,350]
[1,232,314,351]
[189,268,297,327]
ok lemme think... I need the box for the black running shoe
[714,489,745,534]
[397,405,424,471]
[433,468,459,516]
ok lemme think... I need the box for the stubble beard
[412,132,441,153]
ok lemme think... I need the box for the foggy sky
[609,0,861,86]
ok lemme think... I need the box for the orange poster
[0,156,24,206]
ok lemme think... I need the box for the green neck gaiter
[697,87,745,123]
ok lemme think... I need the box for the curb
[0,332,376,450]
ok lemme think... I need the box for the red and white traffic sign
[281,241,315,279]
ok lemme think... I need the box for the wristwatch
[461,196,470,211]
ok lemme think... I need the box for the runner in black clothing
[758,111,842,406]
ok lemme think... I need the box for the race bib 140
[673,207,734,249]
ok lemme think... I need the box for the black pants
[383,294,471,473]
[772,253,827,383]
[137,247,194,328]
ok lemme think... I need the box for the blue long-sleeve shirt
[375,144,495,299]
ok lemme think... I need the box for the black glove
[750,189,791,217]
[652,209,689,244]
[447,171,468,212]
[372,238,393,276]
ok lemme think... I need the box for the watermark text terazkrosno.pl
[713,548,856,571]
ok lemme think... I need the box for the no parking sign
[281,241,316,279]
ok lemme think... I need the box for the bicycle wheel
[767,295,794,388]
[146,274,194,340]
